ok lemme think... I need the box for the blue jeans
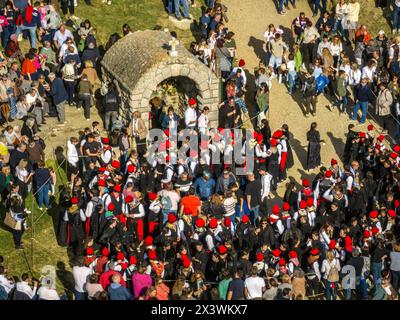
[75,290,87,300]
[278,0,288,12]
[174,0,189,18]
[7,88,17,119]
[288,70,297,94]
[324,279,337,300]
[357,277,368,300]
[249,205,260,227]
[372,262,382,285]
[336,95,348,113]
[352,101,368,124]
[314,0,327,15]
[166,0,174,14]
[393,5,400,30]
[206,0,215,8]
[36,183,50,208]
[333,19,344,35]
[15,25,37,48]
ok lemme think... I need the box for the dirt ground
[225,0,382,196]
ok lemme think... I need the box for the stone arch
[101,30,220,127]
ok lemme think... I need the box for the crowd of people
[1,0,400,301]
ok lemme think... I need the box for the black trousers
[13,224,25,247]
[61,0,75,15]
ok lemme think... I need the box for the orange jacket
[355,30,371,45]
[21,59,37,75]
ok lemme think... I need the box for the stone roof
[101,30,192,92]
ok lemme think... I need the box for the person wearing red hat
[185,98,198,130]
[100,139,113,166]
[148,192,161,236]
[205,218,219,252]
[298,178,315,208]
[59,195,86,253]
[124,193,145,242]
[93,247,110,275]
[84,247,96,267]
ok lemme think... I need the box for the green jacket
[294,49,302,72]
[336,77,347,97]
[256,90,269,112]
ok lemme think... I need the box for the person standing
[47,72,68,125]
[77,74,92,121]
[376,82,393,134]
[7,192,29,249]
[393,0,400,34]
[321,250,341,300]
[33,160,51,210]
[352,77,375,124]
[185,98,198,129]
[244,266,265,300]
[306,122,322,171]
[128,111,148,155]
[15,1,42,49]
[390,242,400,293]
[103,82,121,132]
[72,256,91,300]
[174,0,190,21]
[346,0,360,46]
[245,172,262,227]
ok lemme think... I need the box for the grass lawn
[0,0,392,297]
[69,0,203,47]
[0,0,204,297]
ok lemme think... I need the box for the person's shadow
[248,36,265,62]
[291,137,308,170]
[326,131,345,160]
[56,261,75,300]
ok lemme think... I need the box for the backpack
[327,260,340,283]
[160,195,172,211]
[109,129,120,147]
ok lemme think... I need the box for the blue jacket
[194,177,216,200]
[23,8,41,28]
[108,283,132,300]
[355,84,375,103]
[161,113,180,130]
[50,77,68,105]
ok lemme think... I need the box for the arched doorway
[101,30,220,128]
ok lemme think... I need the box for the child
[38,1,48,29]
[286,53,297,95]
[197,106,210,135]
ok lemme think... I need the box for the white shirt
[261,173,273,201]
[72,266,91,293]
[37,286,60,300]
[67,140,79,167]
[53,29,74,48]
[0,274,14,294]
[244,276,265,299]
[16,281,37,299]
[184,107,197,127]
[197,113,209,129]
